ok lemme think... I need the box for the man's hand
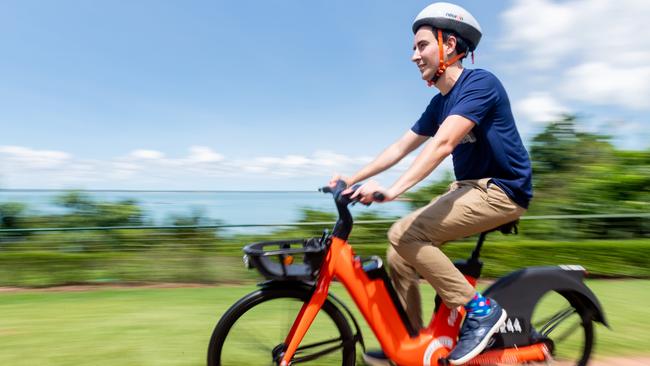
[349,180,392,204]
[329,174,348,187]
[329,173,355,195]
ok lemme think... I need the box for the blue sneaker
[362,350,392,366]
[448,299,507,365]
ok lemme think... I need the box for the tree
[52,191,144,228]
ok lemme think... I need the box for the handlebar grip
[373,192,385,202]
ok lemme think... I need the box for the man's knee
[388,220,408,248]
[386,245,401,266]
[386,245,416,279]
[389,218,435,250]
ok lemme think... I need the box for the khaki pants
[387,178,525,330]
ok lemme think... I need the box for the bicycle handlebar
[373,192,386,202]
[319,182,385,206]
[319,180,386,240]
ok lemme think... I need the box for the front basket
[243,237,327,281]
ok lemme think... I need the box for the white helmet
[412,2,482,52]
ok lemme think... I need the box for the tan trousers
[387,178,525,331]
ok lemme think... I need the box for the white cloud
[500,0,650,110]
[0,145,70,168]
[0,145,459,190]
[0,146,378,189]
[513,92,569,124]
[109,161,141,180]
[500,0,574,68]
[285,155,312,167]
[310,151,374,169]
[129,149,165,160]
[563,62,650,110]
[239,151,374,178]
[187,146,224,163]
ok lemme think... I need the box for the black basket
[243,237,327,281]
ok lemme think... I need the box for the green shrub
[1,239,648,287]
[352,239,650,278]
[0,251,255,287]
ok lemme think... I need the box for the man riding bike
[331,3,532,365]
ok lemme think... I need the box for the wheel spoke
[552,319,582,344]
[292,340,347,364]
[235,325,275,353]
[533,307,574,330]
[538,308,576,336]
[283,303,296,343]
[296,336,344,352]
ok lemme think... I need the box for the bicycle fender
[257,279,316,292]
[483,266,608,348]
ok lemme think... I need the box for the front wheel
[207,286,356,366]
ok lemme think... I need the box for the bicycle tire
[531,291,594,366]
[207,286,356,366]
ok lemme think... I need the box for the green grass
[1,280,648,365]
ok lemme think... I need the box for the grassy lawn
[1,280,648,365]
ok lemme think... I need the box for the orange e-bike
[207,181,607,366]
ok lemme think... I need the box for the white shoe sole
[448,309,508,365]
[362,353,393,366]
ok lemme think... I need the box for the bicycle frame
[270,182,554,365]
[279,235,549,366]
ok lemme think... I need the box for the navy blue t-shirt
[411,68,532,208]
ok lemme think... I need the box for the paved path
[542,357,650,365]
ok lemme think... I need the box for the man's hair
[434,28,470,62]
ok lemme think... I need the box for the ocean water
[0,190,411,229]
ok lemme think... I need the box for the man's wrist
[385,187,401,201]
[346,175,361,187]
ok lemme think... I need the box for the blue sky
[1,0,648,190]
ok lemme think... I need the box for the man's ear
[445,35,457,57]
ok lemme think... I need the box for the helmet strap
[428,29,466,87]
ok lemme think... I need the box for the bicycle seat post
[470,232,487,262]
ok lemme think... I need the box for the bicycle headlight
[243,254,252,269]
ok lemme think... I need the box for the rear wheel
[207,287,356,366]
[530,291,594,366]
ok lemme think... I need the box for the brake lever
[350,200,371,207]
[344,184,371,206]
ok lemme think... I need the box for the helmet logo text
[445,12,464,21]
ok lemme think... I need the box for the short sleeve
[448,71,500,125]
[410,97,440,136]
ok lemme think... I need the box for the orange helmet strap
[429,29,466,85]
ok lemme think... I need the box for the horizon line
[0,188,321,194]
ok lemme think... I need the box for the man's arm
[345,130,428,185]
[384,115,475,199]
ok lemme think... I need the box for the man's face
[411,26,450,81]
